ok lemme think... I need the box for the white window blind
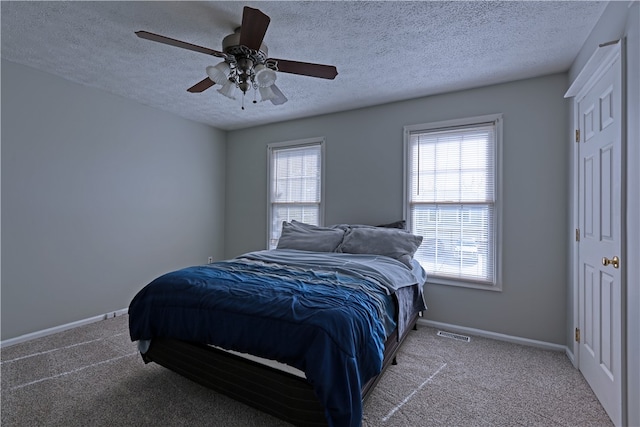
[268,140,323,249]
[406,117,500,286]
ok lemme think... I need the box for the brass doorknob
[602,256,620,269]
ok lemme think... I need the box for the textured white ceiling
[1,1,607,131]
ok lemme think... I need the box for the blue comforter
[129,249,426,427]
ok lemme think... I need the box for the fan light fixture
[206,56,280,107]
[206,63,230,84]
[203,28,285,108]
[254,64,277,88]
[258,85,277,102]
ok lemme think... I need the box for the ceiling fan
[136,6,338,107]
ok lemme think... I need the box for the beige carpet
[1,315,612,426]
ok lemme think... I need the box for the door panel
[577,51,622,426]
[600,271,614,378]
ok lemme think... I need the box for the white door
[576,45,623,426]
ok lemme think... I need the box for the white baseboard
[565,346,577,367]
[2,311,571,355]
[0,308,129,348]
[418,319,568,353]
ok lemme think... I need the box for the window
[267,138,324,249]
[404,114,502,289]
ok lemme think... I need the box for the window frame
[403,114,503,291]
[266,137,326,249]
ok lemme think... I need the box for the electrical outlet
[207,256,214,264]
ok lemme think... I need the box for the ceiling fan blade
[269,84,288,105]
[187,77,215,93]
[269,59,338,80]
[239,7,270,51]
[136,31,226,58]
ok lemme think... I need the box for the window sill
[425,276,502,292]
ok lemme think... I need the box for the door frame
[565,39,626,426]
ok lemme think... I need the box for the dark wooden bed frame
[141,310,420,426]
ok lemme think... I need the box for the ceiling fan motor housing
[222,30,269,64]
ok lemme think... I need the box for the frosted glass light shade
[258,85,277,102]
[254,64,277,88]
[218,81,237,99]
[206,62,230,84]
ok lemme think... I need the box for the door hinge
[575,129,580,143]
[575,228,580,241]
[575,328,581,343]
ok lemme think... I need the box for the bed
[128,221,426,427]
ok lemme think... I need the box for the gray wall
[226,73,569,345]
[567,2,640,425]
[1,59,227,340]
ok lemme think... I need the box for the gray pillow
[276,220,345,252]
[337,227,423,268]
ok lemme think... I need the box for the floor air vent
[437,331,471,342]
